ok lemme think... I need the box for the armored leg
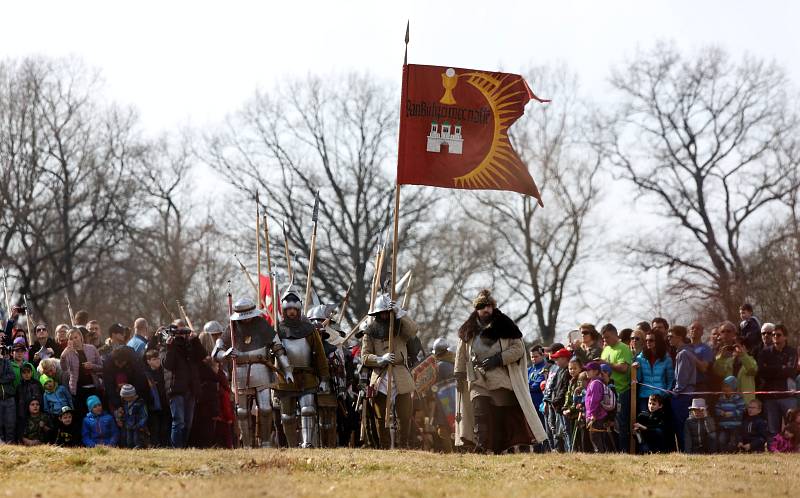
[299,393,317,448]
[256,388,274,448]
[279,394,299,447]
[237,396,254,448]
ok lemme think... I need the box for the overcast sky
[3,0,798,132]
[3,0,798,338]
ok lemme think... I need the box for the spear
[65,294,76,327]
[282,221,293,284]
[263,212,275,325]
[1,267,10,319]
[322,280,352,330]
[234,253,260,298]
[176,300,195,332]
[256,192,262,308]
[227,281,240,411]
[23,294,34,345]
[303,191,320,315]
[161,301,177,322]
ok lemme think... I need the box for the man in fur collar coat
[454,289,547,453]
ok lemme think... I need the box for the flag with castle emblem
[397,64,548,206]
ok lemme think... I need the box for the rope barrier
[632,380,800,397]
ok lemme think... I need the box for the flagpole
[256,192,262,308]
[384,20,410,450]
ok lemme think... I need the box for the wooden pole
[630,363,638,454]
[385,184,401,446]
[282,222,293,284]
[256,192,262,308]
[401,272,413,309]
[304,193,320,315]
[263,212,275,325]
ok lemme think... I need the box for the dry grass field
[0,446,795,497]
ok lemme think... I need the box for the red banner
[397,64,546,206]
[258,274,277,326]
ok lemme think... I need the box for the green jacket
[712,352,757,403]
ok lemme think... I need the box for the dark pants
[764,398,797,436]
[75,385,98,423]
[615,390,631,453]
[671,393,692,451]
[147,409,172,447]
[588,417,616,453]
[373,392,412,448]
[717,426,740,452]
[169,394,196,448]
[0,397,15,442]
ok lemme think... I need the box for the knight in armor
[274,287,330,448]
[307,304,345,448]
[360,293,419,448]
[212,297,293,448]
[430,337,456,452]
[454,289,547,453]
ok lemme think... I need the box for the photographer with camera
[157,321,206,448]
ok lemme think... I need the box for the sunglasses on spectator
[630,337,641,342]
[762,331,773,336]
[35,327,47,332]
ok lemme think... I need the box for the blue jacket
[715,394,745,429]
[635,352,674,399]
[122,398,148,431]
[528,360,548,410]
[43,386,73,416]
[82,411,119,447]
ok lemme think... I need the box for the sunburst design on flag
[453,71,529,191]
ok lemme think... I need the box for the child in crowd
[21,399,51,446]
[769,423,799,453]
[562,357,584,452]
[634,394,668,453]
[82,395,119,448]
[15,363,43,423]
[120,384,148,449]
[542,348,571,451]
[584,362,615,453]
[41,374,73,418]
[144,349,171,447]
[715,376,745,452]
[684,398,716,453]
[738,399,769,452]
[53,406,81,447]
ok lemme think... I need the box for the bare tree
[462,65,602,344]
[603,43,800,319]
[0,57,142,322]
[204,73,435,323]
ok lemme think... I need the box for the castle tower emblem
[426,120,463,154]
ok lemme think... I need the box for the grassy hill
[2,446,794,497]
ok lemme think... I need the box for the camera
[12,305,27,315]
[157,324,192,342]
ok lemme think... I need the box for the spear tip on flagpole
[404,21,409,65]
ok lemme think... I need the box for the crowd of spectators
[529,304,800,453]
[1,306,233,448]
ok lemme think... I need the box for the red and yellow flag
[397,64,547,206]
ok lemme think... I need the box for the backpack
[601,383,618,413]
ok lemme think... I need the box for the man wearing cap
[98,322,130,358]
[454,289,547,453]
[361,292,418,448]
[214,296,292,448]
[273,286,329,448]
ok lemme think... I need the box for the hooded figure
[454,289,547,453]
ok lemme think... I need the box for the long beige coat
[454,336,547,445]
[361,316,418,395]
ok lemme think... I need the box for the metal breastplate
[283,337,312,368]
[471,334,500,362]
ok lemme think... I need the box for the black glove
[480,353,503,371]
